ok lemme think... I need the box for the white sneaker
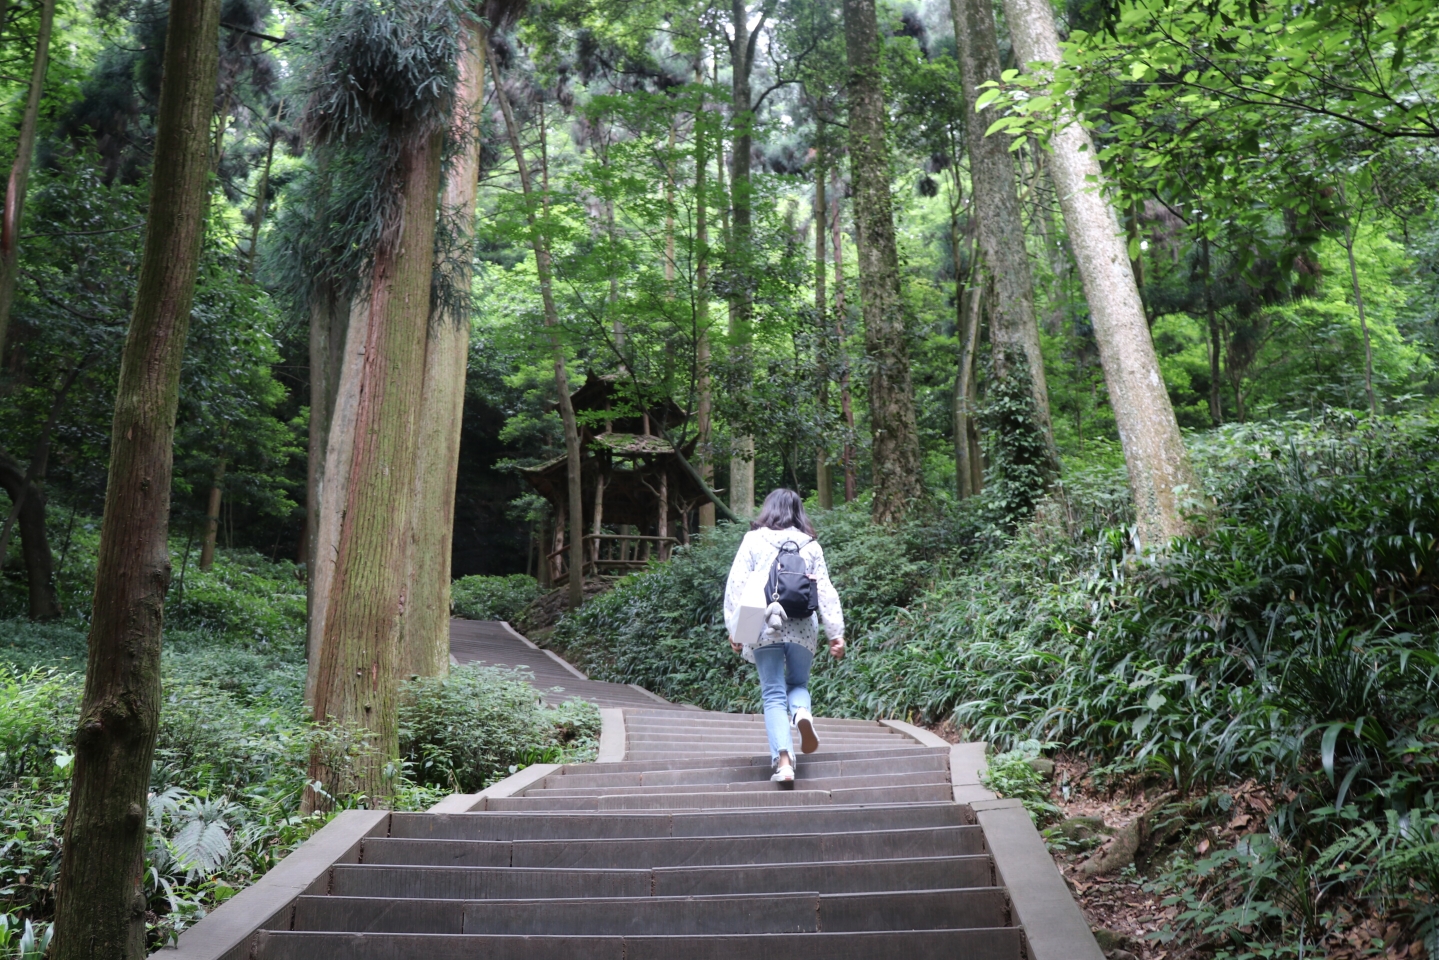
[794,709,819,754]
[771,760,795,783]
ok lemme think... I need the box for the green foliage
[981,740,1062,826]
[398,665,599,792]
[0,538,592,947]
[450,574,543,622]
[979,350,1055,529]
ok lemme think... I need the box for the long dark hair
[752,488,817,538]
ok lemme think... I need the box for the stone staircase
[161,622,1103,960]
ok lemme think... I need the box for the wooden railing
[547,534,679,583]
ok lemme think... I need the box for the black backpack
[766,541,818,619]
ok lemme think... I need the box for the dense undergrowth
[0,544,596,951]
[546,411,1439,957]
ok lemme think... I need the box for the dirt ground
[1040,755,1427,960]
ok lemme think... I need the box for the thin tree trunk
[305,290,365,711]
[307,124,445,806]
[1202,234,1222,425]
[1340,184,1377,416]
[591,471,605,569]
[656,467,669,559]
[813,158,832,510]
[197,454,225,571]
[1003,0,1197,546]
[492,53,585,609]
[831,168,857,503]
[0,0,57,361]
[955,284,983,500]
[50,0,221,952]
[950,0,1059,479]
[246,120,278,278]
[843,0,922,523]
[0,449,60,619]
[726,0,764,519]
[399,21,485,680]
[695,78,715,530]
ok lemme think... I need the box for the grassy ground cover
[0,544,597,951]
[544,411,1439,959]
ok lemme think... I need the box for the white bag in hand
[732,568,770,647]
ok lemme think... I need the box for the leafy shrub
[0,666,78,783]
[980,740,1062,826]
[398,665,599,792]
[167,550,307,651]
[450,574,543,622]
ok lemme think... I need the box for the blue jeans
[754,642,813,764]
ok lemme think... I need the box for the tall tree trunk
[813,159,833,509]
[0,362,75,617]
[695,78,715,530]
[305,290,365,710]
[246,120,278,277]
[954,282,983,498]
[831,169,857,503]
[399,22,485,680]
[492,54,585,609]
[843,0,922,523]
[307,124,445,805]
[950,0,1059,480]
[197,453,225,571]
[1201,234,1222,425]
[1339,184,1377,416]
[50,0,221,953]
[726,0,765,519]
[0,0,57,362]
[0,449,60,619]
[1003,0,1196,546]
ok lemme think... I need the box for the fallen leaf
[1228,813,1251,829]
[1196,838,1210,855]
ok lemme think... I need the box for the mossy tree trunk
[726,0,769,519]
[1003,0,1197,546]
[831,168,858,503]
[695,78,716,530]
[951,0,1059,482]
[305,288,364,710]
[400,21,486,679]
[813,157,834,510]
[843,0,922,523]
[0,0,57,362]
[307,127,446,805]
[49,0,221,953]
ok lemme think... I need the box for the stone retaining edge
[428,763,563,813]
[501,619,589,680]
[974,798,1105,960]
[877,717,950,747]
[149,809,387,959]
[597,707,627,762]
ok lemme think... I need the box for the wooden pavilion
[522,377,711,585]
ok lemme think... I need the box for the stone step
[539,752,948,789]
[328,854,993,900]
[389,802,969,842]
[624,711,892,732]
[359,825,986,869]
[523,771,950,798]
[569,745,947,774]
[286,887,1011,935]
[624,735,907,748]
[256,928,1024,960]
[485,782,954,811]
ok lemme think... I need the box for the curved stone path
[161,619,1104,960]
